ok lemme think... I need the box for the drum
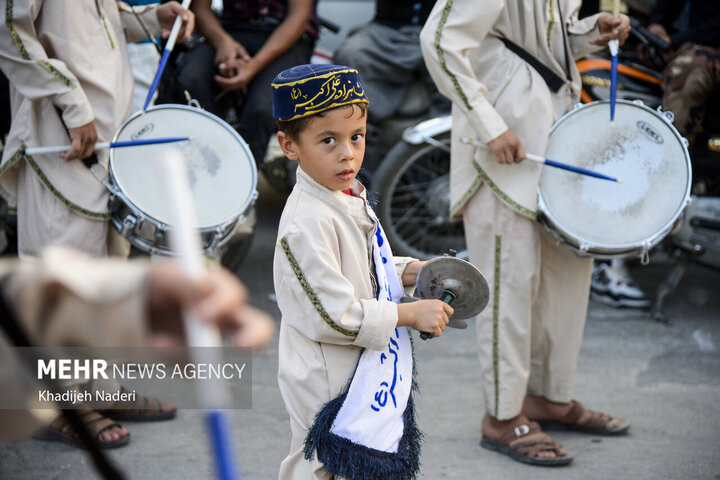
[538,100,692,260]
[108,105,257,256]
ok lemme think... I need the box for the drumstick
[609,0,621,124]
[158,149,242,480]
[143,0,192,111]
[460,137,622,183]
[23,137,191,155]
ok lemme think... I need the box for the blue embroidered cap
[272,64,369,122]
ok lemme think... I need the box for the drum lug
[578,242,590,255]
[120,215,137,238]
[640,242,652,266]
[154,223,167,247]
[632,99,645,106]
[573,103,583,110]
[206,226,225,259]
[682,137,690,148]
[657,107,676,124]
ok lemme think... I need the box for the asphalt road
[1,179,719,479]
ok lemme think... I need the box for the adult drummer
[420,1,631,466]
[0,0,193,449]
[0,0,193,259]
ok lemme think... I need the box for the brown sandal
[96,387,176,422]
[35,407,130,449]
[480,420,573,466]
[538,400,630,435]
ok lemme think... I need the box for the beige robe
[420,0,600,420]
[0,246,150,441]
[0,0,161,218]
[274,167,416,479]
[420,0,602,219]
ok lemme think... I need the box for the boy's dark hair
[277,103,368,140]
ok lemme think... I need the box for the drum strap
[54,106,99,170]
[500,0,574,94]
[500,38,565,93]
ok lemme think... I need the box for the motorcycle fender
[402,115,453,145]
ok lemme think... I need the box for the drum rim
[109,104,258,230]
[537,99,692,255]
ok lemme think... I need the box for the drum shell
[107,105,258,257]
[537,100,692,259]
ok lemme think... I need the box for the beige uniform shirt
[0,246,149,441]
[0,1,161,218]
[274,167,416,479]
[420,0,602,219]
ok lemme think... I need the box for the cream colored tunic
[274,167,416,480]
[0,0,161,218]
[0,246,149,441]
[420,0,602,219]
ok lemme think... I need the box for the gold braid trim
[5,0,75,88]
[450,175,482,218]
[471,160,537,220]
[280,236,358,338]
[547,0,556,49]
[102,16,116,50]
[272,68,360,88]
[0,147,110,220]
[434,0,472,111]
[492,234,502,417]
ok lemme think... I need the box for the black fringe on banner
[303,392,422,480]
[303,333,422,480]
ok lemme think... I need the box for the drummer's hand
[488,130,526,165]
[591,13,631,47]
[60,121,97,161]
[397,299,453,338]
[214,57,258,91]
[156,1,195,42]
[146,262,275,350]
[401,260,426,286]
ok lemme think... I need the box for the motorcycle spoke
[390,179,437,193]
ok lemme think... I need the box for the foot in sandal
[522,395,630,435]
[35,407,130,449]
[95,387,176,422]
[480,413,573,466]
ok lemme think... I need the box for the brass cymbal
[415,256,490,329]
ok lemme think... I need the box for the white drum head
[540,100,691,252]
[111,105,256,228]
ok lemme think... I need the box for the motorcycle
[370,19,720,321]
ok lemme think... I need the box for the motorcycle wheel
[371,133,467,260]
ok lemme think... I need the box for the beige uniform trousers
[464,184,593,420]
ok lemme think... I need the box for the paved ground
[2,181,719,479]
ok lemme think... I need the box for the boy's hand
[401,260,426,286]
[488,130,526,164]
[397,299,453,338]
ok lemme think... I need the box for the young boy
[272,64,454,480]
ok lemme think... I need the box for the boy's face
[277,106,366,191]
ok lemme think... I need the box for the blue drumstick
[609,43,619,123]
[609,0,621,124]
[459,137,622,183]
[525,153,622,183]
[23,137,191,155]
[143,0,192,111]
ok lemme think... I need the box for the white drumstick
[143,0,192,111]
[158,149,241,480]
